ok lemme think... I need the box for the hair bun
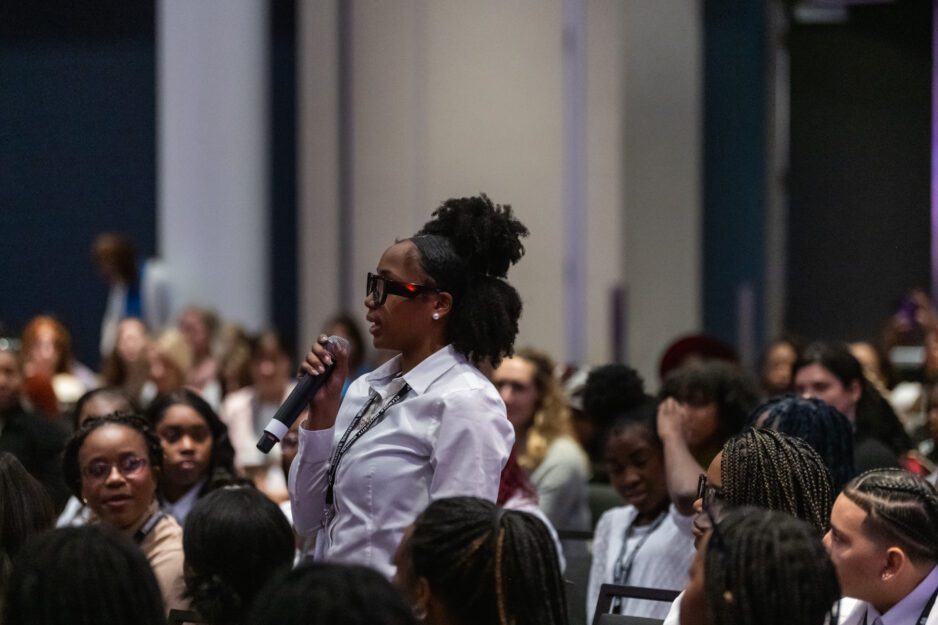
[417,193,528,278]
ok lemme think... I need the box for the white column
[157,0,270,330]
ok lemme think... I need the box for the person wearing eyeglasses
[825,469,938,625]
[62,414,187,614]
[289,194,526,577]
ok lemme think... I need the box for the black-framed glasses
[697,473,726,511]
[366,272,441,306]
[81,455,149,481]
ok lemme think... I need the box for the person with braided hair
[750,394,856,493]
[661,428,835,625]
[680,507,841,625]
[290,195,525,577]
[391,496,568,625]
[825,469,938,625]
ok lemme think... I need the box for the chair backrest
[167,609,208,625]
[591,584,680,625]
[596,615,663,625]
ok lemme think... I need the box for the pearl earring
[432,312,440,320]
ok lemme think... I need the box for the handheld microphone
[256,335,349,454]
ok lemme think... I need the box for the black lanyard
[324,383,411,507]
[610,511,667,613]
[864,584,938,625]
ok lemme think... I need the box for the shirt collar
[365,344,465,396]
[869,565,938,625]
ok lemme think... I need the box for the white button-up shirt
[288,344,514,577]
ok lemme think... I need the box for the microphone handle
[256,361,336,454]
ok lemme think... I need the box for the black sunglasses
[366,272,442,307]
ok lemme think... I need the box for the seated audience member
[183,487,294,625]
[145,328,193,404]
[322,312,371,395]
[249,563,419,625]
[749,395,857,492]
[0,452,55,596]
[658,334,739,382]
[144,389,237,524]
[825,469,938,625]
[217,323,253,395]
[219,331,295,499]
[580,364,649,481]
[21,315,97,414]
[587,402,695,622]
[659,428,836,625]
[3,525,165,625]
[759,335,802,396]
[101,317,151,407]
[0,343,69,509]
[491,348,590,535]
[178,306,222,408]
[794,341,912,472]
[659,361,762,470]
[681,507,840,625]
[496,451,565,571]
[62,415,188,613]
[392,496,568,625]
[58,387,137,527]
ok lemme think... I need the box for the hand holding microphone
[256,335,350,453]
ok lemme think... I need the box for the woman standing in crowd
[587,401,695,622]
[794,341,911,471]
[825,469,938,625]
[146,328,192,404]
[62,415,187,613]
[21,315,97,414]
[392,496,567,625]
[144,389,237,524]
[681,508,840,625]
[289,195,525,576]
[491,347,590,533]
[759,336,802,395]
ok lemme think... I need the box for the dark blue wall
[0,2,156,366]
[702,1,767,351]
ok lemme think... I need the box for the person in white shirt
[289,194,526,577]
[824,469,938,625]
[681,507,840,625]
[587,400,695,623]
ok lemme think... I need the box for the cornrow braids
[704,507,840,625]
[750,394,856,493]
[408,497,567,625]
[720,428,833,533]
[842,468,938,564]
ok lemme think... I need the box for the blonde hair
[512,348,573,472]
[153,328,193,377]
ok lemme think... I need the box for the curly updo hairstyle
[411,194,528,366]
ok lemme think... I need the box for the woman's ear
[433,292,454,318]
[413,576,432,621]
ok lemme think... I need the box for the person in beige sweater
[63,414,188,614]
